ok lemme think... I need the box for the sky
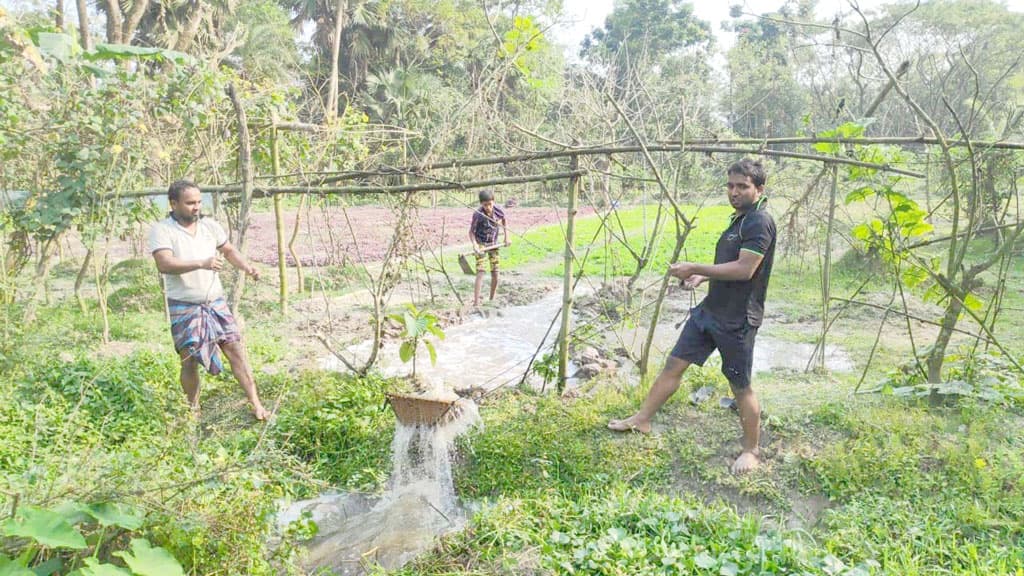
[552,0,1024,56]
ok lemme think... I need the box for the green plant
[387,303,445,377]
[0,502,184,576]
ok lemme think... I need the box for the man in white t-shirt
[148,180,269,420]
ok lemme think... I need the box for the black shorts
[670,305,758,389]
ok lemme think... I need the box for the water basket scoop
[386,392,463,427]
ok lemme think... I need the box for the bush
[273,371,395,490]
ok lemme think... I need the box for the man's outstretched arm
[218,241,260,280]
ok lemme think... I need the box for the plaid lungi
[168,297,241,375]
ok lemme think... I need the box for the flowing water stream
[286,288,853,573]
[277,403,480,574]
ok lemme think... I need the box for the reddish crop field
[244,205,595,266]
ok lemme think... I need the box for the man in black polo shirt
[609,158,776,474]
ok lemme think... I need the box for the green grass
[425,204,735,280]
[3,211,1024,575]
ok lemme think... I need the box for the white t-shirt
[148,217,229,303]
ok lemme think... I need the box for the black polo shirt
[701,197,776,330]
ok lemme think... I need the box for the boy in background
[469,190,510,306]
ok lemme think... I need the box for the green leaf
[36,32,76,61]
[903,221,933,237]
[398,341,415,363]
[851,223,876,242]
[0,555,34,576]
[2,506,88,549]
[68,559,131,576]
[963,292,985,312]
[84,502,144,530]
[424,340,437,366]
[87,44,195,65]
[844,186,875,204]
[900,265,929,289]
[427,324,445,340]
[113,539,184,576]
[402,312,419,336]
[51,502,91,526]
[29,557,61,576]
[693,551,716,569]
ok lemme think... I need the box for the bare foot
[607,416,652,433]
[731,450,760,474]
[253,405,271,421]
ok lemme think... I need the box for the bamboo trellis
[118,126,1024,387]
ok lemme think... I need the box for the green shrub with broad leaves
[1,501,184,576]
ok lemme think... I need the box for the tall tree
[580,0,710,68]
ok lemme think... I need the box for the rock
[576,363,604,378]
[689,385,715,405]
[580,346,602,364]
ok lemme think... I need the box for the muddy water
[277,404,480,574]
[623,308,855,375]
[322,289,853,392]
[321,290,571,392]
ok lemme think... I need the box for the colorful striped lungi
[168,297,241,375]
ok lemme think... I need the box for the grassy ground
[1,203,1022,575]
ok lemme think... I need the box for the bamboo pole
[271,124,287,313]
[115,170,587,198]
[557,155,580,393]
[114,135,1024,199]
[288,193,305,294]
[817,164,839,371]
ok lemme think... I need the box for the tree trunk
[55,0,64,30]
[639,218,692,375]
[74,248,93,313]
[94,247,110,344]
[76,0,91,50]
[121,0,150,44]
[326,0,346,121]
[103,0,123,43]
[226,83,254,311]
[557,155,580,393]
[926,297,962,384]
[172,0,204,53]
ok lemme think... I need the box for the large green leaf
[51,502,91,526]
[29,556,62,576]
[86,44,195,65]
[84,503,144,530]
[36,32,76,62]
[0,556,34,576]
[2,506,87,549]
[66,559,131,576]
[424,340,437,366]
[427,324,445,340]
[113,540,184,576]
[398,341,415,363]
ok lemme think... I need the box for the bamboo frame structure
[109,125,1022,386]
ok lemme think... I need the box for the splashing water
[277,400,480,574]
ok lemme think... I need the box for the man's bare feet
[253,405,271,421]
[607,416,652,433]
[731,450,760,474]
